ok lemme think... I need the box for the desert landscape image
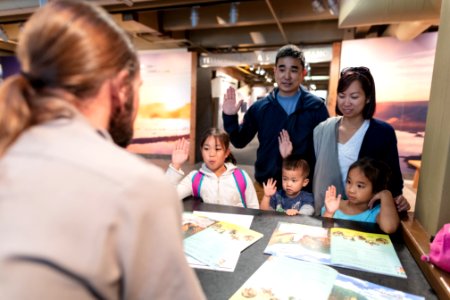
[127,49,193,155]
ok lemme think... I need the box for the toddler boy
[261,156,314,216]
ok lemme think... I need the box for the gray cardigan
[313,117,343,215]
[313,116,404,216]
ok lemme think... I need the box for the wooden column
[189,51,198,164]
[327,42,341,116]
[415,0,450,233]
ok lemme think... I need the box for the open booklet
[182,211,263,272]
[230,256,423,300]
[264,222,406,278]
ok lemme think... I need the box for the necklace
[340,118,364,130]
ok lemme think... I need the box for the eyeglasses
[340,66,371,76]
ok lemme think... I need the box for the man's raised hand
[222,86,243,115]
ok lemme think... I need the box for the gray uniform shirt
[0,115,205,300]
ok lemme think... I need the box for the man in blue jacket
[222,44,329,200]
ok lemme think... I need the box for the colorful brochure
[230,256,423,300]
[182,212,217,239]
[331,273,424,300]
[184,220,263,270]
[264,222,332,264]
[182,211,262,272]
[329,228,406,278]
[264,222,406,278]
[230,256,338,300]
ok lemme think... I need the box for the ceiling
[0,0,442,88]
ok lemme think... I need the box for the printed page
[185,254,236,272]
[330,228,407,278]
[330,273,424,300]
[264,222,332,264]
[184,221,263,270]
[183,211,255,272]
[193,211,254,228]
[230,256,338,300]
[182,212,217,238]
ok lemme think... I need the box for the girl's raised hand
[263,178,277,197]
[171,138,189,170]
[371,189,399,234]
[222,86,243,115]
[324,185,341,215]
[278,129,293,158]
[368,189,392,208]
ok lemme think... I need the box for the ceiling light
[191,6,199,28]
[216,16,227,25]
[250,32,266,45]
[304,75,330,81]
[327,0,339,16]
[229,2,239,24]
[119,0,133,7]
[0,26,8,42]
[311,0,325,13]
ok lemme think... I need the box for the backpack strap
[232,168,247,208]
[191,171,205,198]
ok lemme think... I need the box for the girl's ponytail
[226,152,237,165]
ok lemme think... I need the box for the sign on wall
[127,49,193,155]
[341,32,437,177]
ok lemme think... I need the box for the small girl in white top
[166,128,259,209]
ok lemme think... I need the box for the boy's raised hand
[324,185,341,216]
[222,86,243,115]
[263,178,277,197]
[285,209,299,216]
[171,138,189,170]
[278,129,293,158]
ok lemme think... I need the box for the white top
[166,162,260,209]
[338,120,370,187]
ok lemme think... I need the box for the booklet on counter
[182,211,262,272]
[182,212,218,239]
[264,222,406,278]
[230,256,423,300]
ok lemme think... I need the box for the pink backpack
[191,169,247,208]
[421,223,450,273]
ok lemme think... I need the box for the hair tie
[20,70,46,89]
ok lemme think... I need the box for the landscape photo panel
[127,49,193,155]
[341,32,437,178]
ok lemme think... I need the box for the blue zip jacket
[223,86,329,190]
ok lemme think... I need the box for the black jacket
[223,86,329,190]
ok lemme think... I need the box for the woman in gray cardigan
[313,67,410,216]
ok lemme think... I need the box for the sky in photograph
[341,32,437,102]
[138,49,192,110]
